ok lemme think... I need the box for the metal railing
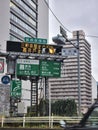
[0,116,82,128]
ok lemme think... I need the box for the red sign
[0,59,4,73]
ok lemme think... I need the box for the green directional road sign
[40,60,61,77]
[10,80,21,97]
[24,37,47,44]
[16,59,39,76]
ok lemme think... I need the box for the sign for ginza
[16,59,39,76]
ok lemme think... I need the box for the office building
[0,0,49,115]
[49,30,92,113]
[0,0,49,51]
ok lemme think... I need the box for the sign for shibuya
[16,59,39,76]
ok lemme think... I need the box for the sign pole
[49,78,51,128]
[77,31,81,116]
[15,58,17,79]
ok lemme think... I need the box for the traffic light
[52,34,66,45]
[55,47,62,55]
[42,46,55,54]
[42,45,62,55]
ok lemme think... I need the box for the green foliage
[26,98,77,117]
[26,106,37,117]
[51,99,77,116]
[38,99,49,116]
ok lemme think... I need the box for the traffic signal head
[42,46,55,54]
[42,44,62,55]
[52,34,66,45]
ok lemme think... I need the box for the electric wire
[86,35,98,38]
[44,0,72,33]
[44,0,98,40]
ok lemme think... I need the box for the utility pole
[58,27,81,115]
[77,31,81,116]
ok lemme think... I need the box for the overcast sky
[49,0,98,81]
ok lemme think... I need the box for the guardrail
[0,116,82,128]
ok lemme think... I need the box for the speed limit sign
[0,59,4,73]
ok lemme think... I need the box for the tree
[38,98,49,116]
[51,99,77,116]
[64,99,77,116]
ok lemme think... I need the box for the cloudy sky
[49,0,98,81]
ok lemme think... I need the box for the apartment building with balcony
[49,30,92,113]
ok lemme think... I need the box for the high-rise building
[49,30,92,113]
[0,0,49,51]
[0,0,49,116]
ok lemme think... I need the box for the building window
[10,35,20,41]
[10,13,36,36]
[10,24,30,38]
[10,2,37,27]
[14,0,37,18]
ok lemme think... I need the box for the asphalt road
[0,128,63,130]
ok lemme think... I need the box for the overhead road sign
[16,59,61,77]
[62,48,77,56]
[6,41,62,55]
[4,51,66,60]
[16,59,39,76]
[60,26,67,39]
[10,80,21,97]
[40,60,61,77]
[24,37,47,44]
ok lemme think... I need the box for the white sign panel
[62,48,78,56]
[17,59,39,64]
[18,102,25,114]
